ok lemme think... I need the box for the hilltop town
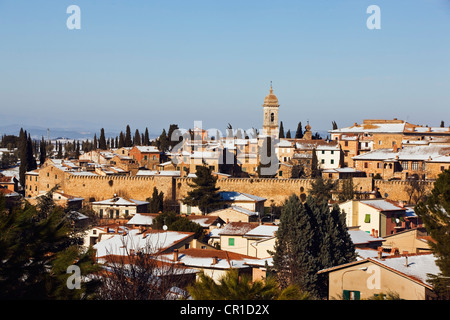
[1,86,449,301]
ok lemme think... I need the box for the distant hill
[0,124,119,141]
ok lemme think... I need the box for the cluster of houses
[46,182,436,300]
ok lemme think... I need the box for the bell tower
[262,83,280,137]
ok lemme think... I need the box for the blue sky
[0,0,449,137]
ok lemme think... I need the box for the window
[279,171,283,176]
[330,159,334,164]
[55,174,57,179]
[343,290,361,300]
[144,155,147,160]
[379,140,382,145]
[441,166,445,172]
[228,238,235,246]
[402,161,409,170]
[364,162,368,169]
[321,150,325,154]
[116,210,119,218]
[99,209,103,218]
[125,210,129,216]
[331,150,334,155]
[345,141,348,147]
[364,214,371,223]
[321,159,325,164]
[411,161,420,171]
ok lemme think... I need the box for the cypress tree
[125,125,132,147]
[279,121,285,139]
[144,128,150,146]
[39,137,46,167]
[118,132,125,148]
[18,128,28,188]
[286,129,291,139]
[26,134,37,172]
[295,122,303,139]
[133,129,141,146]
[99,128,107,150]
[93,134,98,151]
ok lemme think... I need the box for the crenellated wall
[28,168,435,206]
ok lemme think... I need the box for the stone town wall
[374,179,434,202]
[55,174,435,207]
[175,177,314,206]
[62,175,174,202]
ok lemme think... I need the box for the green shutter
[229,238,235,246]
[364,214,371,223]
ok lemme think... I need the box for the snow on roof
[93,229,194,258]
[374,254,440,287]
[356,248,390,260]
[136,170,180,177]
[161,248,264,270]
[360,199,405,212]
[135,146,160,153]
[187,215,222,228]
[244,225,278,238]
[330,122,406,134]
[348,229,385,245]
[127,213,158,226]
[219,222,258,236]
[93,197,149,206]
[219,191,266,202]
[352,145,450,161]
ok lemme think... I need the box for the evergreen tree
[147,187,164,213]
[167,124,181,150]
[93,134,98,150]
[158,129,169,152]
[440,120,445,128]
[272,194,320,295]
[18,128,27,188]
[332,121,338,130]
[26,134,37,172]
[308,176,336,204]
[295,122,303,139]
[125,125,132,147]
[415,169,450,299]
[279,121,285,139]
[57,141,63,159]
[99,128,107,150]
[182,165,221,214]
[311,148,319,178]
[118,132,125,148]
[144,127,150,146]
[286,129,291,139]
[133,129,141,146]
[0,190,100,299]
[272,194,355,298]
[39,137,46,166]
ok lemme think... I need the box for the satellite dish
[217,223,221,228]
[395,218,400,224]
[163,225,168,231]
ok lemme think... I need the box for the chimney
[377,247,383,259]
[212,256,218,265]
[374,230,378,238]
[404,254,409,267]
[173,249,179,262]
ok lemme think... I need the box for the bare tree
[95,233,195,300]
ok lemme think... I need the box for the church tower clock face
[262,84,280,137]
